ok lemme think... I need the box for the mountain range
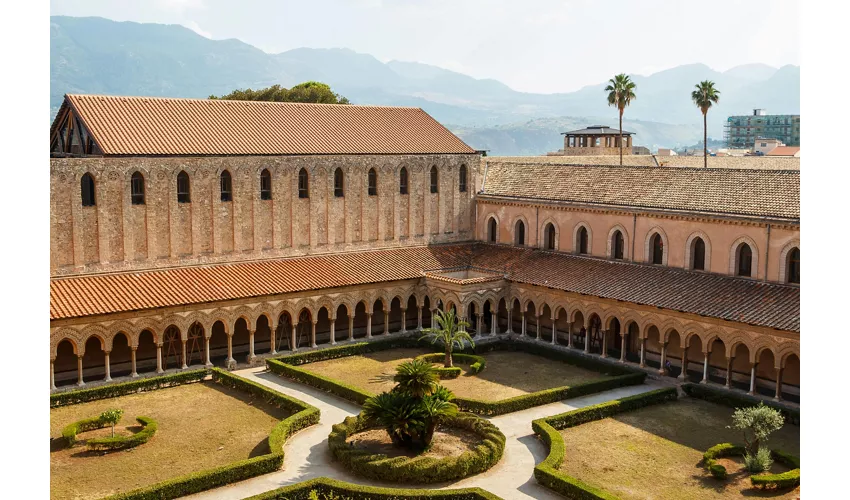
[50,16,800,155]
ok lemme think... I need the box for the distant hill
[50,16,800,153]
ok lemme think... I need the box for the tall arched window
[430,166,439,193]
[334,168,344,197]
[692,237,706,270]
[612,230,624,259]
[220,170,233,202]
[737,243,753,277]
[578,227,588,254]
[787,247,800,284]
[515,220,526,246]
[459,164,467,192]
[368,168,377,196]
[80,173,96,207]
[544,223,556,250]
[130,171,145,205]
[399,167,408,195]
[651,233,664,265]
[260,169,272,200]
[298,168,309,199]
[177,171,191,203]
[488,218,497,242]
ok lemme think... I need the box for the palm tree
[419,308,474,368]
[393,359,439,398]
[604,74,637,166]
[691,81,721,168]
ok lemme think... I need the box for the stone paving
[186,366,667,500]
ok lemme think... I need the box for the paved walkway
[186,367,666,500]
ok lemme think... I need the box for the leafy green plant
[393,358,439,398]
[744,446,774,473]
[729,402,785,456]
[420,309,474,368]
[99,409,124,437]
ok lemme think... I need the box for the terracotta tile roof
[469,245,799,332]
[57,94,476,156]
[49,244,800,332]
[655,155,799,170]
[766,146,800,157]
[482,161,799,220]
[496,155,658,167]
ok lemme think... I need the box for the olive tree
[99,409,123,437]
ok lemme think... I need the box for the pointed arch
[540,219,559,250]
[573,222,592,254]
[729,235,759,278]
[684,230,712,271]
[260,168,272,200]
[778,239,800,284]
[80,173,96,207]
[606,224,629,259]
[644,227,669,265]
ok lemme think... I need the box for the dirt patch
[300,348,612,401]
[557,398,800,499]
[50,382,289,500]
[345,426,481,459]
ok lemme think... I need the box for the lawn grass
[557,397,800,499]
[50,381,289,500]
[299,347,612,401]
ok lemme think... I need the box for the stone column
[725,357,735,388]
[700,353,710,384]
[773,367,783,401]
[348,315,354,341]
[677,349,688,380]
[401,309,407,333]
[248,330,256,363]
[535,315,541,341]
[584,323,591,353]
[156,343,164,374]
[601,330,609,358]
[658,343,668,375]
[384,312,389,335]
[366,313,373,339]
[330,318,336,345]
[311,321,318,348]
[492,311,498,336]
[131,346,139,377]
[204,336,212,368]
[748,363,758,395]
[104,351,112,382]
[620,334,627,363]
[521,312,526,336]
[417,306,423,331]
[50,360,56,390]
[291,324,298,352]
[506,307,513,334]
[270,323,278,355]
[227,334,236,365]
[567,322,574,348]
[76,355,85,386]
[639,338,646,367]
[181,339,188,369]
[551,321,557,345]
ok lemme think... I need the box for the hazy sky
[50,0,800,94]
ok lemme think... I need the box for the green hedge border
[415,352,487,379]
[268,337,645,415]
[702,443,745,479]
[532,387,678,500]
[702,443,800,489]
[51,368,320,500]
[87,416,158,451]
[681,382,800,425]
[61,415,110,447]
[328,412,505,484]
[244,476,504,499]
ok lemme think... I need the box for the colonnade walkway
[185,366,668,500]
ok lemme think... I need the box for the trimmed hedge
[61,415,109,447]
[532,388,678,500]
[51,369,208,408]
[329,412,505,484]
[702,443,745,479]
[269,337,644,415]
[751,449,800,489]
[245,476,504,500]
[87,416,158,451]
[53,368,320,500]
[681,382,800,425]
[415,352,487,377]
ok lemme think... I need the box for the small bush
[751,468,800,489]
[61,415,108,447]
[87,416,158,451]
[244,476,503,499]
[744,447,774,473]
[709,463,727,479]
[415,353,487,377]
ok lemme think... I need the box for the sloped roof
[766,147,800,157]
[50,244,800,332]
[481,162,799,220]
[54,94,476,156]
[562,125,634,136]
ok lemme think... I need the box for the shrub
[743,446,773,473]
[532,388,678,499]
[244,476,503,500]
[329,412,505,483]
[750,468,800,489]
[100,408,124,437]
[730,402,785,458]
[415,353,487,376]
[709,463,727,479]
[51,369,208,408]
[61,415,109,447]
[87,416,158,451]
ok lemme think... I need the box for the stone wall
[50,154,480,276]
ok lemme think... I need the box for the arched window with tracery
[368,168,377,196]
[578,227,588,254]
[81,173,96,207]
[260,169,272,200]
[399,167,408,195]
[220,170,233,202]
[651,233,664,265]
[334,168,344,197]
[298,168,309,199]
[130,171,145,205]
[459,164,467,192]
[515,220,525,246]
[787,247,800,284]
[737,243,753,277]
[692,237,706,270]
[430,166,439,193]
[177,171,191,203]
[612,230,624,259]
[544,223,556,250]
[488,218,497,242]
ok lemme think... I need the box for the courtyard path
[185,367,666,500]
